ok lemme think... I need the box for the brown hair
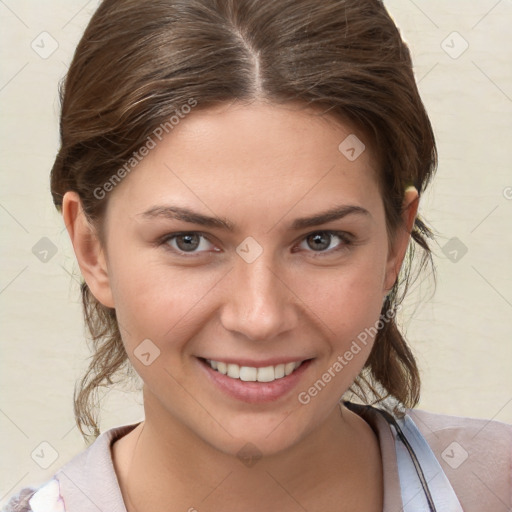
[51,0,437,441]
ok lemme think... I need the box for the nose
[219,254,298,342]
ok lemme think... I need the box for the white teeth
[257,366,275,382]
[227,363,239,379]
[274,364,285,379]
[205,359,304,382]
[239,366,257,382]
[285,362,297,376]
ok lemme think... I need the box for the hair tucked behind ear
[52,0,437,441]
[352,214,436,413]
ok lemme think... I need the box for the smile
[205,359,304,383]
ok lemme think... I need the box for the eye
[161,232,217,254]
[297,231,352,254]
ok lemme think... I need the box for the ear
[383,186,420,296]
[62,191,115,308]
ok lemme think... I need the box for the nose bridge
[240,254,280,308]
[220,248,296,341]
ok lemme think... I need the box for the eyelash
[157,230,354,258]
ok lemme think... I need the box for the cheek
[293,263,387,400]
[106,243,223,348]
[293,252,388,394]
[298,251,387,332]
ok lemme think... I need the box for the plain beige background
[1,0,511,505]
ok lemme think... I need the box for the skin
[63,101,419,511]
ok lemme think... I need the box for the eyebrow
[139,205,234,230]
[138,204,371,231]
[291,205,371,229]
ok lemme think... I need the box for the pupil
[308,232,330,251]
[177,234,199,251]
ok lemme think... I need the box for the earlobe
[62,191,115,308]
[383,186,420,295]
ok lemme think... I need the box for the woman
[3,0,510,511]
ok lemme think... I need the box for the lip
[196,357,313,404]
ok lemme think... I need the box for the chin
[194,407,320,460]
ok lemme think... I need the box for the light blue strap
[393,413,464,512]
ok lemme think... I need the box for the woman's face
[75,102,415,456]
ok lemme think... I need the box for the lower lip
[197,358,313,404]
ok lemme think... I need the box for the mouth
[203,358,305,383]
[197,357,314,403]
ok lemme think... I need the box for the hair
[50,0,437,441]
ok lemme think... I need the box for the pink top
[3,404,511,512]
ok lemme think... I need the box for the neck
[113,394,382,512]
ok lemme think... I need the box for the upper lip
[199,356,313,368]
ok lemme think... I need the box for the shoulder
[408,408,512,511]
[2,422,139,512]
[409,407,512,461]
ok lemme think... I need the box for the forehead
[107,101,382,219]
